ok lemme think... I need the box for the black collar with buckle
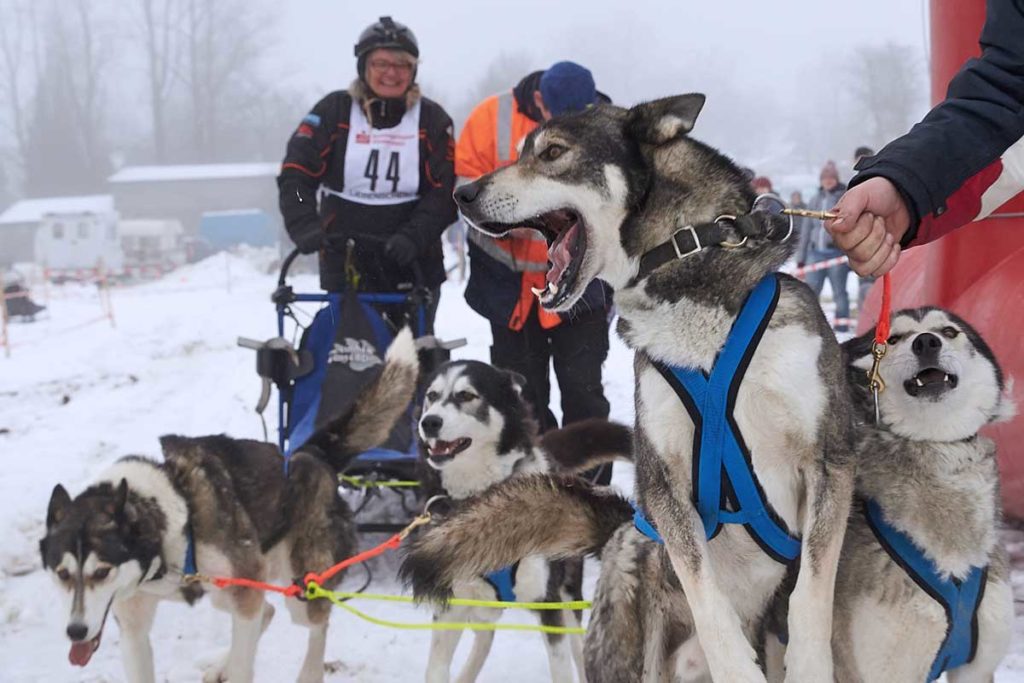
[637,215,744,279]
[636,194,792,279]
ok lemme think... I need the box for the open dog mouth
[69,632,102,667]
[426,438,472,465]
[483,209,586,309]
[68,596,112,667]
[903,367,958,398]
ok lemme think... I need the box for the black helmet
[354,16,419,60]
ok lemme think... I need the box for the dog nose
[454,182,481,206]
[421,415,443,437]
[912,332,942,357]
[67,623,88,641]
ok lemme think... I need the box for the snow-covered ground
[1,249,1021,682]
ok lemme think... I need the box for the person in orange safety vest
[456,62,612,477]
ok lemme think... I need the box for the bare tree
[22,1,112,196]
[178,0,266,161]
[847,43,924,146]
[0,0,44,189]
[137,0,182,163]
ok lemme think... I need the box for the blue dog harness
[484,563,519,602]
[632,274,801,564]
[183,523,198,577]
[863,499,987,682]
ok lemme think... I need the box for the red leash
[198,513,432,597]
[867,273,893,422]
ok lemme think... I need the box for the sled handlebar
[278,236,427,289]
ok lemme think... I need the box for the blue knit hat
[539,62,597,117]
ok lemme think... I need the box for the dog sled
[239,243,463,535]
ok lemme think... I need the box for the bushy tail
[540,418,632,474]
[300,327,419,472]
[399,474,632,603]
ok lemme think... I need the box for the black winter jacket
[851,0,1024,248]
[278,81,456,292]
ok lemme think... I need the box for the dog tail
[399,474,632,603]
[541,418,633,474]
[300,327,419,472]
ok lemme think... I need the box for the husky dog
[415,94,858,682]
[828,308,1016,682]
[400,359,631,683]
[40,330,419,683]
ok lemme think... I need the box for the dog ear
[626,94,706,146]
[47,484,72,528]
[104,478,129,519]
[506,371,527,397]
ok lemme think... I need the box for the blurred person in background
[276,16,455,329]
[797,161,852,331]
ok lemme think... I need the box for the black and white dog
[401,359,630,683]
[40,330,419,683]
[406,95,857,682]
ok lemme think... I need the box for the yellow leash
[305,582,588,635]
[339,474,421,489]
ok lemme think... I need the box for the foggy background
[0,0,930,206]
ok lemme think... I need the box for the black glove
[385,233,419,266]
[292,224,322,254]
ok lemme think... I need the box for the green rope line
[305,583,587,635]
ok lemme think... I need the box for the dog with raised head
[406,94,857,682]
[401,359,631,683]
[828,308,1015,682]
[40,330,419,683]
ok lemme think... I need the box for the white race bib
[340,99,421,205]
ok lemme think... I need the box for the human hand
[385,233,419,266]
[825,177,910,276]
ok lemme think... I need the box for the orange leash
[200,513,432,597]
[867,273,893,423]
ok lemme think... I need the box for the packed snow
[1,249,1021,682]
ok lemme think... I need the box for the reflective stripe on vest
[467,227,549,272]
[634,274,801,564]
[863,499,987,682]
[496,92,514,165]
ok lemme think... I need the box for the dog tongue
[69,637,99,667]
[547,223,579,287]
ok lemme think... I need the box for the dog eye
[539,144,566,162]
[886,334,902,345]
[93,567,111,581]
[425,391,440,402]
[941,326,960,339]
[455,391,478,402]
[56,568,71,582]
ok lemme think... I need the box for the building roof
[0,195,114,226]
[108,163,279,184]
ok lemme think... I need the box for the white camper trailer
[35,211,124,274]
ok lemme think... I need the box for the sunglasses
[368,60,415,74]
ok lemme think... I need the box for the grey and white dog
[400,360,631,683]
[407,94,856,682]
[827,307,1015,682]
[40,329,419,683]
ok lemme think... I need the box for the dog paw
[200,655,229,683]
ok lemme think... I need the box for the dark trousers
[490,308,612,485]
